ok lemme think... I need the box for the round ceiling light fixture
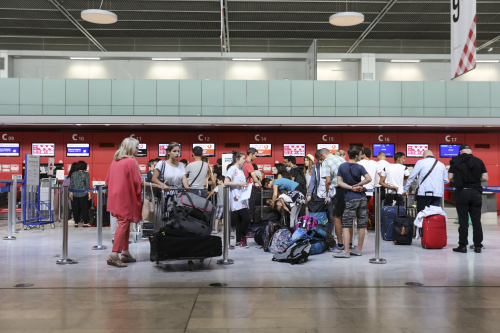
[329,12,364,26]
[81,9,117,24]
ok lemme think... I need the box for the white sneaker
[211,229,218,234]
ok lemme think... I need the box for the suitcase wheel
[188,260,194,271]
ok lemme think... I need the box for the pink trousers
[112,214,131,253]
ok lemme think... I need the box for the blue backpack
[309,239,326,255]
[305,227,327,255]
[309,212,328,226]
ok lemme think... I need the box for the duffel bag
[174,192,213,223]
[168,205,211,236]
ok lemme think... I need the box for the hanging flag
[451,0,476,79]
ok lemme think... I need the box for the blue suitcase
[381,206,405,241]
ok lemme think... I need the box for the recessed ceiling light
[477,60,499,63]
[233,58,261,61]
[152,58,181,61]
[81,9,117,24]
[329,12,364,27]
[391,60,420,63]
[318,59,342,62]
[70,57,100,60]
[488,48,493,52]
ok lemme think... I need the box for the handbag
[414,159,438,197]
[142,182,155,222]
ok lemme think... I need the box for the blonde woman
[105,137,143,268]
[335,150,347,159]
[304,154,315,192]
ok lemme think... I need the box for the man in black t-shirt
[449,144,488,253]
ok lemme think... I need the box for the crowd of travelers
[97,137,487,267]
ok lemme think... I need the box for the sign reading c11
[451,0,476,79]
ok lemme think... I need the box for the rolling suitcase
[406,204,417,237]
[420,191,447,249]
[381,189,405,241]
[392,197,414,245]
[150,228,222,262]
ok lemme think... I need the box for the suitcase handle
[425,191,434,197]
[386,187,405,215]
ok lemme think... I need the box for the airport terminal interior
[3,0,500,332]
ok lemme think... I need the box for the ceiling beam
[222,0,230,52]
[346,0,399,53]
[47,0,107,52]
[477,35,500,51]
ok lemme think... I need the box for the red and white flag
[451,0,476,79]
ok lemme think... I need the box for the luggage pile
[149,190,222,269]
[264,215,335,265]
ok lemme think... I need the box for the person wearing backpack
[334,146,372,258]
[287,156,307,196]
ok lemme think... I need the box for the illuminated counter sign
[0,143,20,157]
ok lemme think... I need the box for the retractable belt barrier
[445,186,500,193]
[1,179,23,241]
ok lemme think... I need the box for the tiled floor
[1,220,500,332]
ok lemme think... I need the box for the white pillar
[0,50,9,78]
[360,53,376,81]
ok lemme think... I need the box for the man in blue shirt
[403,150,449,213]
[334,146,372,258]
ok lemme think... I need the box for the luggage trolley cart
[23,178,56,231]
[152,187,215,271]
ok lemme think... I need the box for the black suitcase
[392,197,414,245]
[150,228,222,262]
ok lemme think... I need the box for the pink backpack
[295,216,318,231]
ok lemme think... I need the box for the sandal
[121,253,136,263]
[107,255,127,267]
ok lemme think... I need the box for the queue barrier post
[369,187,386,264]
[57,186,78,265]
[3,180,17,241]
[93,185,107,250]
[217,186,234,265]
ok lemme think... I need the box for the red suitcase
[420,214,447,249]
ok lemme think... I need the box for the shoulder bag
[189,162,205,187]
[414,159,438,196]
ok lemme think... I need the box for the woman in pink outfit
[105,137,143,267]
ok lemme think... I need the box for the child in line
[207,175,225,234]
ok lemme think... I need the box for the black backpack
[291,166,307,195]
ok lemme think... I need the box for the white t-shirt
[305,171,312,190]
[375,160,391,188]
[155,160,186,187]
[225,165,248,212]
[357,159,378,196]
[381,163,410,195]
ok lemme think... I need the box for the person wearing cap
[403,150,449,213]
[448,144,488,253]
